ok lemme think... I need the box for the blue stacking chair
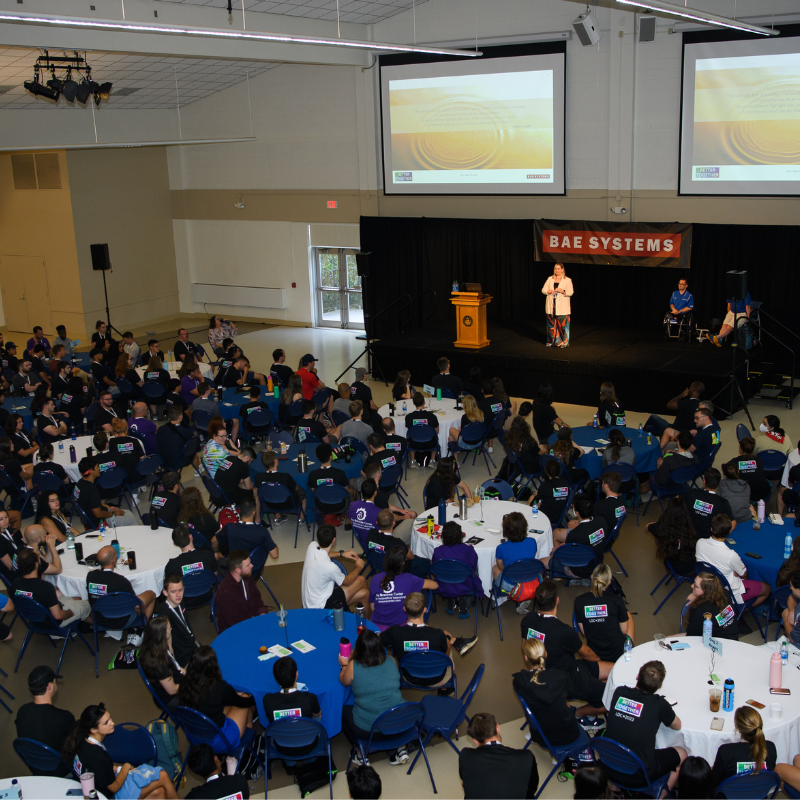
[340,436,369,463]
[643,464,699,514]
[201,474,236,513]
[504,449,541,494]
[348,703,436,792]
[0,469,37,519]
[650,560,695,616]
[515,692,592,799]
[490,558,545,641]
[761,449,788,481]
[192,410,213,442]
[691,443,722,487]
[480,478,515,500]
[331,409,349,428]
[379,463,409,508]
[0,664,14,713]
[592,737,672,799]
[264,718,333,799]
[696,560,764,638]
[257,483,307,547]
[12,595,94,673]
[210,593,220,633]
[142,382,167,408]
[604,512,628,577]
[116,376,141,404]
[548,543,598,583]
[182,570,218,613]
[782,781,800,799]
[172,706,263,789]
[249,544,280,607]
[416,664,484,757]
[138,662,177,724]
[448,421,494,473]
[31,470,68,501]
[436,387,457,400]
[129,454,163,500]
[405,425,441,476]
[13,737,71,776]
[398,650,456,695]
[82,402,100,435]
[716,770,780,799]
[96,466,138,518]
[762,584,793,642]
[174,435,200,476]
[243,409,274,444]
[736,423,752,443]
[309,484,350,532]
[104,722,158,768]
[429,558,484,635]
[91,593,147,677]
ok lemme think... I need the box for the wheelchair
[663,310,695,340]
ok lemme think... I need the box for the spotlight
[94,81,113,106]
[75,78,99,104]
[62,77,79,102]
[24,70,60,101]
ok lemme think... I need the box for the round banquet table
[45,525,173,600]
[729,518,800,589]
[0,776,106,798]
[50,434,94,483]
[377,399,461,455]
[219,387,280,423]
[410,499,552,597]
[136,360,213,381]
[2,396,34,431]
[547,425,661,481]
[248,443,363,496]
[212,608,379,738]
[602,636,800,764]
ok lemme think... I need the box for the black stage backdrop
[360,216,800,337]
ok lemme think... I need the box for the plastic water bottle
[703,612,712,646]
[623,637,632,661]
[402,401,407,415]
[71,429,77,441]
[533,502,539,519]
[66,530,75,551]
[98,520,105,541]
[723,677,734,711]
[638,423,643,437]
[785,533,793,560]
[758,499,766,523]
[167,349,173,361]
[592,414,598,428]
[11,779,20,799]
[782,638,789,667]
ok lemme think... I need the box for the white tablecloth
[602,636,800,764]
[0,777,106,798]
[49,435,94,483]
[377,399,462,454]
[136,361,213,381]
[411,499,552,597]
[46,525,174,600]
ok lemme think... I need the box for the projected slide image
[692,54,800,181]
[388,71,554,185]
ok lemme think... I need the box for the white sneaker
[516,600,531,615]
[487,446,493,453]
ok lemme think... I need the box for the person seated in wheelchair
[664,279,694,337]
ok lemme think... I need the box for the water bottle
[592,414,598,428]
[11,779,20,799]
[426,515,434,537]
[647,432,652,445]
[66,530,75,551]
[69,444,76,464]
[436,387,441,401]
[58,440,64,453]
[167,349,173,361]
[332,602,345,632]
[786,533,793,560]
[638,423,643,437]
[402,401,407,415]
[758,499,766,524]
[623,637,632,661]
[723,677,734,711]
[438,498,446,526]
[782,637,789,667]
[71,429,76,441]
[98,520,105,542]
[150,505,159,530]
[267,375,273,393]
[703,612,712,646]
[533,502,539,519]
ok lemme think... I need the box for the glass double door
[315,248,363,329]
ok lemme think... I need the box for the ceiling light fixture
[0,9,483,57]
[615,0,778,35]
[22,52,113,106]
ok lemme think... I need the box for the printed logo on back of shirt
[218,460,232,471]
[615,506,625,518]
[739,460,757,471]
[146,372,159,379]
[584,604,608,619]
[152,497,167,508]
[73,756,83,774]
[88,583,108,597]
[491,403,503,413]
[404,640,430,651]
[589,529,605,546]
[526,629,545,642]
[73,486,80,499]
[14,590,33,598]
[553,487,569,499]
[386,443,402,451]
[694,500,714,515]
[273,708,302,720]
[181,562,203,575]
[116,442,134,453]
[614,697,644,718]
[380,455,397,469]
[62,394,73,404]
[316,478,334,486]
[716,605,735,627]
[736,762,767,775]
[99,461,116,472]
[368,541,385,552]
[615,414,626,426]
[412,419,428,425]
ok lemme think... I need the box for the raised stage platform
[371,322,752,415]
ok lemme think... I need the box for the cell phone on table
[745,552,762,559]
[771,687,791,695]
[84,534,100,539]
[710,717,725,730]
[747,699,766,709]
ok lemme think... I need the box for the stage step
[750,363,798,408]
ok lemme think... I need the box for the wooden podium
[451,291,491,349]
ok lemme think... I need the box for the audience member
[366,508,430,578]
[683,468,735,539]
[269,348,294,389]
[238,385,273,437]
[254,449,307,524]
[458,712,539,799]
[718,461,755,523]
[592,471,627,534]
[406,392,440,467]
[208,316,238,356]
[307,443,353,516]
[14,666,75,776]
[279,374,304,428]
[690,403,721,467]
[139,615,183,712]
[301,525,368,610]
[348,479,382,544]
[711,706,776,785]
[0,511,24,580]
[783,571,800,648]
[431,357,463,397]
[681,571,738,641]
[262,655,321,724]
[734,437,772,504]
[149,471,182,527]
[593,382,626,428]
[86,545,157,622]
[156,573,202,666]
[754,414,793,455]
[6,415,38,466]
[778,443,800,516]
[297,354,328,403]
[36,398,68,445]
[215,550,269,632]
[652,430,697,487]
[391,370,413,402]
[551,494,607,575]
[295,398,331,443]
[164,525,217,600]
[695,514,770,607]
[185,743,250,800]
[573,766,611,799]
[341,400,372,447]
[603,660,686,792]
[574,564,634,662]
[551,428,589,487]
[211,444,255,506]
[529,459,571,526]
[650,496,698,578]
[334,383,353,417]
[424,456,471,507]
[338,629,407,766]
[497,414,539,479]
[369,546,437,631]
[200,418,238,479]
[35,490,71,542]
[675,756,715,799]
[347,765,382,800]
[217,498,278,561]
[350,367,379,425]
[128,402,158,454]
[431,520,480,619]
[74,456,138,527]
[13,358,42,397]
[52,325,74,360]
[177,488,220,551]
[645,381,704,448]
[492,511,539,598]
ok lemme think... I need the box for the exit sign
[327,200,338,209]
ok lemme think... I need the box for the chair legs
[609,547,628,578]
[259,576,280,608]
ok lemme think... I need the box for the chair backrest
[695,561,739,608]
[341,436,369,457]
[92,592,146,632]
[663,464,698,490]
[245,409,273,430]
[488,409,510,435]
[430,559,476,588]
[515,692,558,754]
[736,423,752,443]
[265,716,329,762]
[312,484,349,509]
[365,548,385,576]
[772,584,794,611]
[133,454,163,480]
[182,569,218,600]
[0,468,25,495]
[13,594,60,632]
[331,410,349,427]
[249,544,269,573]
[542,456,568,479]
[96,465,128,491]
[760,449,787,472]
[270,430,295,447]
[137,662,174,719]
[115,377,138,398]
[210,593,219,633]
[201,475,226,505]
[458,663,485,712]
[192,410,212,432]
[716,770,781,799]
[406,425,439,447]
[550,543,597,570]
[177,435,200,469]
[698,442,722,472]
[142,382,166,400]
[13,737,67,774]
[104,722,158,768]
[480,478,514,500]
[602,461,637,483]
[398,650,453,685]
[456,422,487,448]
[369,702,425,746]
[31,471,63,494]
[592,737,655,788]
[257,482,294,508]
[173,706,235,754]
[501,558,545,586]
[607,512,627,546]
[378,464,404,491]
[288,400,304,418]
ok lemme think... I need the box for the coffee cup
[771,702,782,720]
[709,688,722,712]
[654,633,666,651]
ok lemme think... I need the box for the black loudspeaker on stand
[90,243,124,339]
[336,251,387,386]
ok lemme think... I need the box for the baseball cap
[355,367,368,379]
[5,342,16,349]
[28,665,61,692]
[556,427,572,441]
[301,354,318,366]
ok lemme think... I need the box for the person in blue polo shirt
[669,279,693,318]
[690,403,721,468]
[709,291,751,346]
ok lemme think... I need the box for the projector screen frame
[677,23,800,198]
[378,42,567,197]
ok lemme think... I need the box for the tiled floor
[1,322,798,799]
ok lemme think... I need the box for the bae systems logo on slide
[527,174,550,179]
[696,167,720,178]
[394,172,413,181]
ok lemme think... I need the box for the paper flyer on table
[292,640,316,654]
[268,644,292,658]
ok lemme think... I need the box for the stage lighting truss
[23,51,113,106]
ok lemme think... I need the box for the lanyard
[242,580,248,602]
[17,432,30,446]
[171,603,191,632]
[87,736,107,751]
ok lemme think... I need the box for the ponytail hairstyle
[521,637,547,685]
[543,458,561,481]
[591,563,613,599]
[62,703,108,761]
[608,428,626,463]
[734,706,768,773]
[380,546,406,591]
[37,442,54,463]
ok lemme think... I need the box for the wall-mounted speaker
[639,15,656,42]
[725,270,747,300]
[90,243,111,271]
[355,251,371,278]
[573,11,601,46]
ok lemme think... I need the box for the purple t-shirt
[128,417,157,455]
[369,572,424,630]
[180,375,201,406]
[348,501,381,545]
[431,542,480,597]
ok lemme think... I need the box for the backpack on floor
[108,645,138,670]
[294,755,338,798]
[146,718,182,781]
[238,731,265,782]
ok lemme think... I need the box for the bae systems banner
[533,219,693,268]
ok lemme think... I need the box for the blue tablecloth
[2,397,33,431]
[219,388,280,423]
[729,519,800,589]
[547,425,660,480]
[248,443,361,496]
[212,609,379,737]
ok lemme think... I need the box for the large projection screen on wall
[679,35,800,196]
[380,53,566,195]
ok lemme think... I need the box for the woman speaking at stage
[541,262,573,348]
